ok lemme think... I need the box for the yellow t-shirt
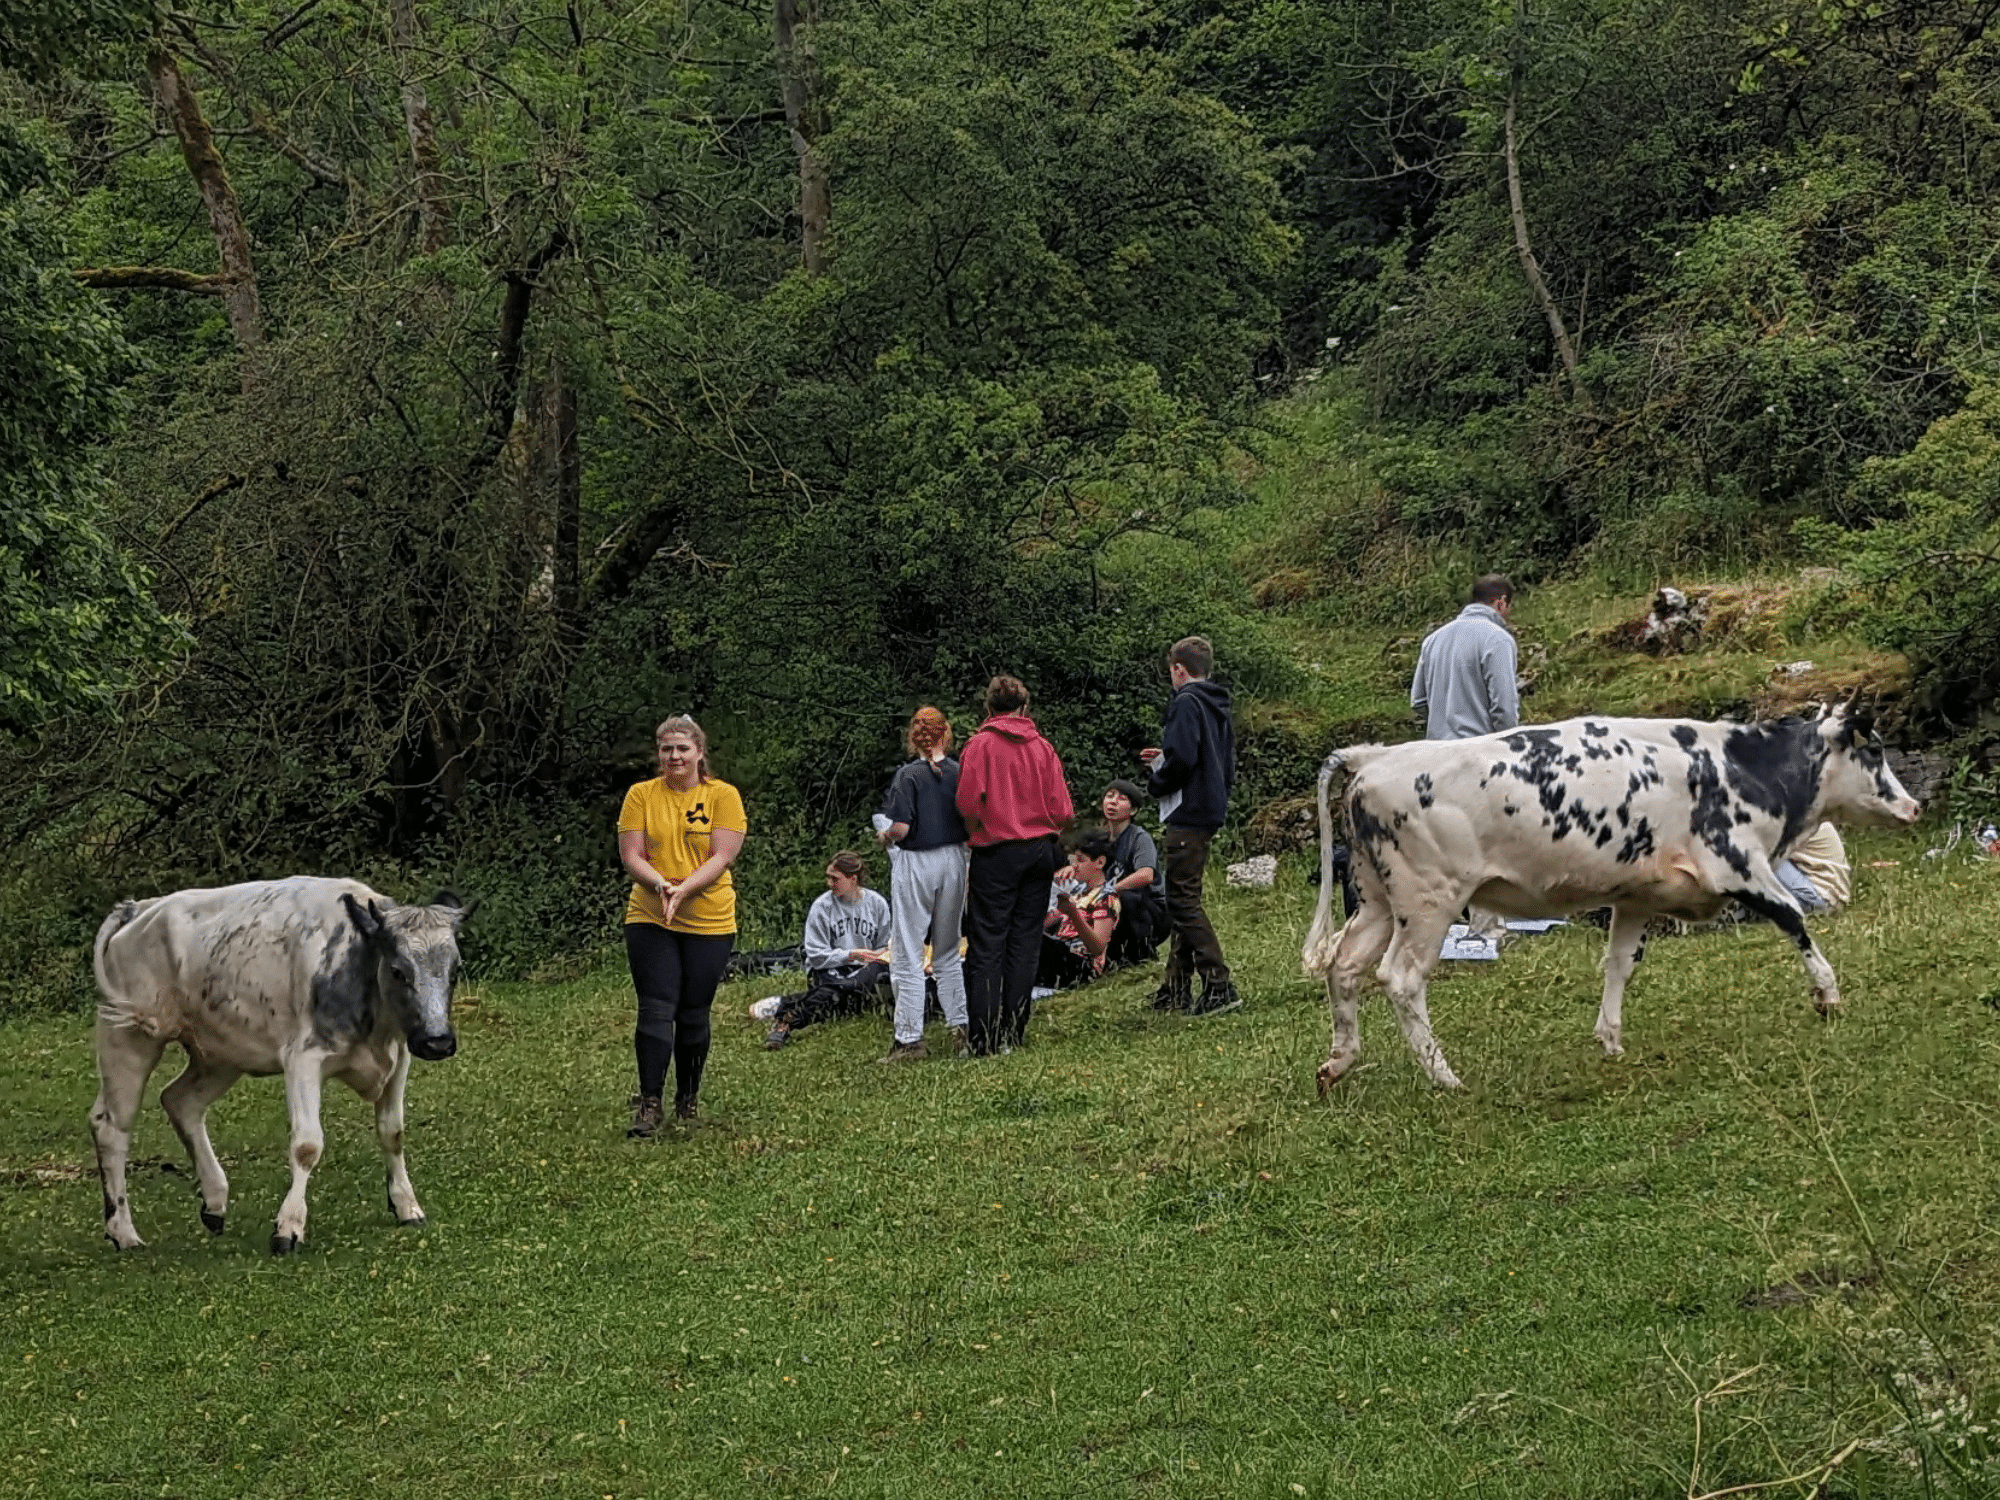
[619,777,748,934]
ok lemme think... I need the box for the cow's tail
[1302,744,1386,978]
[92,900,146,1020]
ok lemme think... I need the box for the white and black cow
[90,877,472,1253]
[1301,703,1920,1092]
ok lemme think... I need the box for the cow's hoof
[103,1231,145,1251]
[396,1214,426,1229]
[1315,1056,1354,1098]
[200,1210,225,1235]
[1813,991,1842,1016]
[270,1231,300,1256]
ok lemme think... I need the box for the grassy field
[6,828,2000,1498]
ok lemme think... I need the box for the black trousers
[1035,935,1097,991]
[1105,888,1165,967]
[625,925,734,1105]
[965,835,1058,1053]
[1161,825,1230,987]
[774,962,889,1032]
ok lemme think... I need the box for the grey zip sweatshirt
[1410,603,1520,740]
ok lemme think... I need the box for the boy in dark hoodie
[1138,636,1239,1015]
[955,675,1075,1054]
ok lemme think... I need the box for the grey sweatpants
[890,842,969,1043]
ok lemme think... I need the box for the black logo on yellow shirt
[685,802,710,827]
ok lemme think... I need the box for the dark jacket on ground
[1147,678,1235,833]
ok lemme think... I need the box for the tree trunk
[552,363,582,656]
[774,0,830,273]
[146,40,264,377]
[1501,78,1579,391]
[389,0,450,254]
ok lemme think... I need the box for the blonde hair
[654,715,712,780]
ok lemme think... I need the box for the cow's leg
[1378,907,1462,1090]
[1593,907,1649,1056]
[1731,878,1841,1013]
[159,1053,241,1234]
[1318,902,1394,1096]
[272,1055,326,1255]
[373,1047,424,1227]
[91,1020,167,1250]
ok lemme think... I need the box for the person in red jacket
[955,675,1074,1054]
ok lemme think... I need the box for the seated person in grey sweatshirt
[764,852,892,1049]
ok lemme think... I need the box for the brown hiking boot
[674,1096,698,1121]
[627,1095,664,1138]
[949,1025,970,1057]
[877,1039,928,1064]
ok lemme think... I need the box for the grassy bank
[5,826,2000,1497]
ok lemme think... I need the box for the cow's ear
[432,888,462,910]
[341,892,384,940]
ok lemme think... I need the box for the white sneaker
[749,996,782,1021]
[1030,985,1057,1000]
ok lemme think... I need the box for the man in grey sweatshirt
[1410,575,1520,740]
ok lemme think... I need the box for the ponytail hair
[828,850,867,885]
[907,705,954,760]
[654,715,712,780]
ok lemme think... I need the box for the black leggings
[625,925,734,1106]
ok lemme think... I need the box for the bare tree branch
[144,39,265,378]
[73,265,230,294]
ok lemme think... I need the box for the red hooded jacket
[954,714,1073,847]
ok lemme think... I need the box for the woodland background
[4,0,1999,1000]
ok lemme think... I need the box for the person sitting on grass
[1099,778,1166,968]
[1036,832,1122,993]
[1776,821,1851,914]
[762,853,891,1050]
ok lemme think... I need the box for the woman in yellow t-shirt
[615,715,747,1137]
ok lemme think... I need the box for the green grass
[7,831,2000,1497]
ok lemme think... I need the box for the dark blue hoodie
[1147,677,1235,833]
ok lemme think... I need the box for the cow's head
[1816,701,1922,827]
[341,891,476,1060]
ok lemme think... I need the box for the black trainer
[1148,979,1192,1012]
[1186,980,1242,1017]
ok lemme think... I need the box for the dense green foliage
[3,0,1999,986]
[0,121,180,733]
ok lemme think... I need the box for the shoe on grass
[1147,980,1192,1013]
[749,995,782,1021]
[627,1094,664,1138]
[674,1096,698,1121]
[1186,980,1243,1017]
[764,1024,791,1050]
[949,1025,970,1057]
[877,1039,928,1064]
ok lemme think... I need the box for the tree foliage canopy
[4,0,1999,979]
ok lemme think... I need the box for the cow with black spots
[1302,701,1920,1092]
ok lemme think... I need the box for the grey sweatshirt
[802,888,892,976]
[1410,603,1520,740]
